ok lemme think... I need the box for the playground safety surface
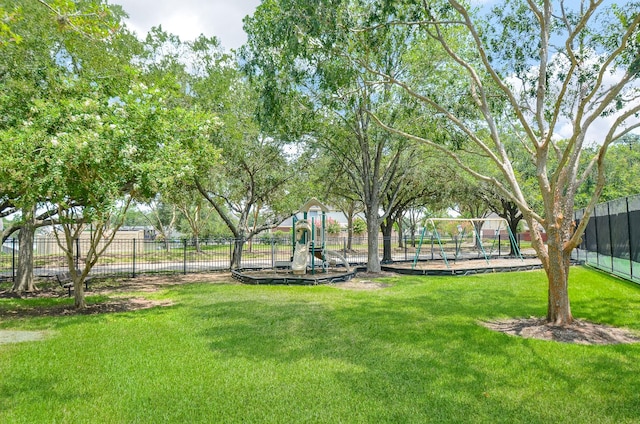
[382,257,544,276]
[232,268,357,285]
[231,257,545,284]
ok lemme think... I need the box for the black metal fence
[0,236,367,281]
[574,194,640,284]
[0,232,517,281]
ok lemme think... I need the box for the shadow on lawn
[191,282,640,423]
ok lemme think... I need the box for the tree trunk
[231,238,244,269]
[66,238,87,309]
[472,221,484,248]
[366,215,381,272]
[508,218,522,256]
[498,201,523,257]
[381,218,393,263]
[73,274,87,309]
[12,207,36,293]
[397,220,404,248]
[544,227,573,325]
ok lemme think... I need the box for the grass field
[1,267,640,423]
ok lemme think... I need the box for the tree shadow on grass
[190,282,640,423]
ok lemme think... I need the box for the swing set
[411,218,523,270]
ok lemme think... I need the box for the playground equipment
[412,218,523,270]
[291,220,312,274]
[291,198,351,275]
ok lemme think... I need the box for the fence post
[627,197,633,280]
[132,238,136,278]
[594,206,600,267]
[183,239,187,275]
[75,238,80,270]
[271,238,276,268]
[12,238,16,282]
[498,234,501,257]
[404,236,407,261]
[607,202,614,272]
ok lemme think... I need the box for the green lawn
[1,267,640,423]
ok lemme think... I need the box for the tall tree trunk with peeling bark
[545,229,573,324]
[12,207,37,293]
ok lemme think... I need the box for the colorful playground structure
[291,198,351,275]
[231,198,356,285]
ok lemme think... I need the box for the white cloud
[115,0,261,51]
[504,52,640,144]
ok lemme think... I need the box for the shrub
[353,218,366,235]
[326,218,342,235]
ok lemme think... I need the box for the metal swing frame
[412,218,523,270]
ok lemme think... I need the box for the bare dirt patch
[335,280,391,290]
[481,317,640,345]
[0,330,52,344]
[334,272,395,290]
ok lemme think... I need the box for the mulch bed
[481,317,640,345]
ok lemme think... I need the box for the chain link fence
[574,194,640,284]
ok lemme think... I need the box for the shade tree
[0,0,137,293]
[379,146,448,262]
[41,73,216,307]
[148,35,308,269]
[243,0,424,272]
[351,0,640,324]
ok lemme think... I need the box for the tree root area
[481,318,640,345]
[0,272,232,319]
[0,298,173,319]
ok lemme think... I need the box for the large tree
[0,0,133,293]
[45,76,209,308]
[158,35,306,269]
[351,0,640,324]
[379,147,447,262]
[313,154,365,252]
[243,0,422,272]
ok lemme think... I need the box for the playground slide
[291,242,309,274]
[324,250,351,272]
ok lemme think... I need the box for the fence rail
[575,194,640,284]
[0,233,517,282]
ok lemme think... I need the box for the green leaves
[0,5,22,45]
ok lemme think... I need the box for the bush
[353,218,366,235]
[326,218,342,235]
[259,230,289,244]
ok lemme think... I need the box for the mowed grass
[1,266,640,423]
